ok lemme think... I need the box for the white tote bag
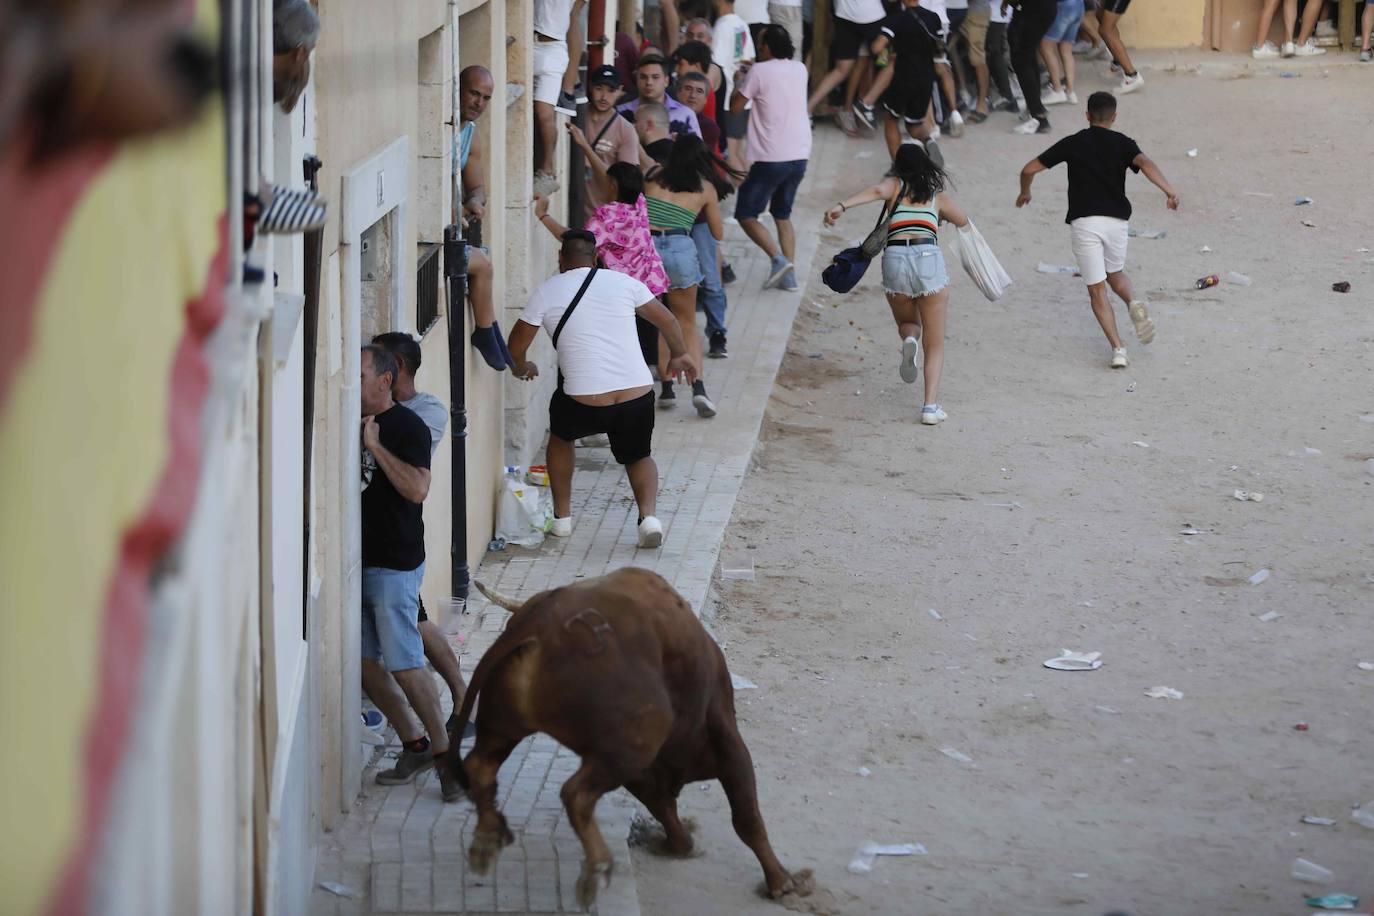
[954,221,1013,301]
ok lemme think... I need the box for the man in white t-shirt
[533,0,587,197]
[806,0,885,134]
[712,0,757,174]
[768,0,804,59]
[506,231,700,549]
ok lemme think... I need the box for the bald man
[457,66,512,371]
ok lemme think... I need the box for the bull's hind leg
[463,731,523,874]
[624,773,694,855]
[559,758,626,911]
[713,720,803,899]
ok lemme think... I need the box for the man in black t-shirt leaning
[359,344,461,802]
[1016,91,1179,370]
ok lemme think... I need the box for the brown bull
[445,567,811,910]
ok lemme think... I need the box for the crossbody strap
[552,267,599,349]
[590,113,618,150]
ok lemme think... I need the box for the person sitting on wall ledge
[456,65,515,372]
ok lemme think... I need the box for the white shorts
[1070,215,1128,286]
[532,38,569,106]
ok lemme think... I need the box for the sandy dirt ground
[630,52,1374,916]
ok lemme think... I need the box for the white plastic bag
[954,221,1013,301]
[496,472,549,547]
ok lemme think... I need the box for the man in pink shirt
[730,25,810,291]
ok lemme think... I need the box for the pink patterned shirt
[584,196,669,296]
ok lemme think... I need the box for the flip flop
[256,184,327,234]
[967,110,988,124]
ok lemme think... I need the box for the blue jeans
[692,222,727,336]
[735,159,808,221]
[361,563,426,671]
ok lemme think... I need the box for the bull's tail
[442,606,545,789]
[474,579,523,613]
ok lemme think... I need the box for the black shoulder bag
[551,266,600,391]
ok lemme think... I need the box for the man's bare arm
[371,439,431,502]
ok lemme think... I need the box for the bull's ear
[474,580,523,613]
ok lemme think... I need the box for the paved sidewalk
[311,150,830,915]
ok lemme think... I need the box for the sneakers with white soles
[1012,117,1042,135]
[1119,72,1145,94]
[1293,38,1326,56]
[1110,347,1128,368]
[1042,88,1069,105]
[1128,300,1156,345]
[899,337,920,383]
[637,516,664,548]
[551,515,573,537]
[1281,40,1297,56]
[1252,41,1280,58]
[920,404,947,425]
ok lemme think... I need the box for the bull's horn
[474,580,522,613]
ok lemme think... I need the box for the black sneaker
[445,713,478,741]
[555,90,579,117]
[720,262,736,285]
[1035,117,1052,134]
[994,98,1020,113]
[375,746,435,785]
[659,381,676,409]
[708,331,728,358]
[852,100,877,130]
[691,380,717,418]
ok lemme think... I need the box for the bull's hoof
[467,823,515,875]
[575,859,613,911]
[768,867,815,900]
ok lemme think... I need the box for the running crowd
[352,0,1194,797]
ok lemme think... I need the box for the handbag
[860,181,905,259]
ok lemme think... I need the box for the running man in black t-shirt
[358,344,461,801]
[1016,92,1179,370]
[857,0,946,160]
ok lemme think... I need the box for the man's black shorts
[831,16,883,59]
[881,76,934,123]
[549,389,655,465]
[1101,0,1131,14]
[417,596,428,623]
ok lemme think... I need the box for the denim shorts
[881,244,949,297]
[361,563,426,671]
[653,232,704,290]
[735,160,808,222]
[1045,0,1085,43]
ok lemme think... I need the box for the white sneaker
[899,336,920,383]
[1118,72,1145,94]
[947,110,965,138]
[1110,347,1128,368]
[551,515,573,537]
[637,515,664,548]
[920,404,947,425]
[1072,39,1094,55]
[1252,41,1280,58]
[1281,40,1297,57]
[929,124,943,141]
[1315,19,1337,37]
[1128,300,1156,345]
[533,171,560,197]
[1012,117,1042,134]
[1066,90,1078,104]
[1042,88,1069,105]
[1091,44,1112,60]
[576,433,611,447]
[1293,38,1326,56]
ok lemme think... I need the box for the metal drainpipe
[446,0,470,600]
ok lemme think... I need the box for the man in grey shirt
[371,332,471,737]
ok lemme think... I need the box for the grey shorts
[881,244,949,297]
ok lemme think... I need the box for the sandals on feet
[967,110,988,124]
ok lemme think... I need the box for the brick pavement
[311,139,833,915]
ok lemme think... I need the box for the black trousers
[986,21,1016,103]
[1009,0,1057,119]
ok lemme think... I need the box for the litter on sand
[1301,816,1337,826]
[1332,281,1351,293]
[1360,415,1374,424]
[1128,228,1167,239]
[318,882,363,899]
[846,842,928,875]
[1187,148,1199,157]
[730,674,758,690]
[986,501,1024,509]
[1358,662,1374,672]
[1295,197,1313,205]
[1133,440,1151,448]
[1305,894,1359,911]
[1258,611,1281,622]
[1352,806,1374,829]
[1145,686,1184,700]
[1365,459,1374,477]
[1199,245,1213,253]
[1249,568,1271,585]
[1233,489,1265,502]
[1225,271,1252,286]
[721,559,756,581]
[1292,857,1334,884]
[1180,527,1203,535]
[857,766,872,777]
[1301,219,1317,228]
[927,608,944,621]
[1037,262,1080,275]
[1044,649,1103,671]
[939,747,974,764]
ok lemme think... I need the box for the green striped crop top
[645,195,699,231]
[887,201,939,241]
